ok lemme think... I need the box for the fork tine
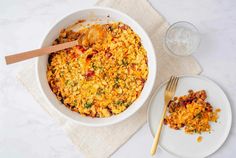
[170,76,177,91]
[166,76,175,91]
[172,77,179,93]
[166,76,174,91]
[166,80,170,91]
[167,76,179,93]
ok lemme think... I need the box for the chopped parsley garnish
[113,83,119,88]
[195,113,202,119]
[122,59,128,66]
[116,100,124,105]
[52,69,56,73]
[60,71,64,77]
[84,102,92,108]
[96,88,104,95]
[125,102,132,107]
[73,100,77,106]
[115,76,119,83]
[92,63,97,70]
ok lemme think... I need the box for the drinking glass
[165,21,200,56]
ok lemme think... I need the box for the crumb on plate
[197,136,203,142]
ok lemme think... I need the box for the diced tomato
[92,50,98,54]
[105,52,112,58]
[85,70,95,78]
[86,50,98,63]
[119,24,128,30]
[87,54,93,60]
[86,54,93,63]
[71,52,79,59]
[76,45,86,53]
[131,63,136,69]
[140,78,146,85]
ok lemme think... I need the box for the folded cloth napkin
[17,0,202,157]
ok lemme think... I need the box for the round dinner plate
[148,75,232,158]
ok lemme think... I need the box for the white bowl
[36,7,157,127]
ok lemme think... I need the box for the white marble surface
[0,0,235,157]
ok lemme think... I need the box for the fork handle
[150,102,168,156]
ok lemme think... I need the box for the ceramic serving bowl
[36,7,157,127]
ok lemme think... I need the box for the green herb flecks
[96,87,104,95]
[116,100,124,105]
[195,113,202,119]
[115,76,119,83]
[92,63,97,70]
[73,100,77,106]
[122,59,128,66]
[84,102,93,108]
[60,71,64,77]
[125,102,132,107]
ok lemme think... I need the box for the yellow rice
[47,22,148,118]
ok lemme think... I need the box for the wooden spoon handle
[5,40,78,65]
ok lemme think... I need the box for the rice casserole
[47,22,148,118]
[164,90,220,134]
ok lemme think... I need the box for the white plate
[148,75,232,158]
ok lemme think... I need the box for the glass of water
[165,21,200,56]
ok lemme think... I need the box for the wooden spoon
[5,40,78,65]
[5,24,107,65]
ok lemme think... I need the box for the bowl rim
[36,6,157,127]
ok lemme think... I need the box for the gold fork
[150,76,179,156]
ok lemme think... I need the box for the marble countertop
[0,0,235,157]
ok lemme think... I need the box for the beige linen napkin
[17,0,202,157]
